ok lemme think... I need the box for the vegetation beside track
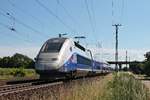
[0,53,34,69]
[105,72,150,100]
[0,72,149,100]
[129,51,150,76]
[60,72,149,100]
[0,68,38,79]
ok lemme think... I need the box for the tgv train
[35,37,111,79]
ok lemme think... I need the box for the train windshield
[41,38,66,52]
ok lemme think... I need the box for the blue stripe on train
[59,53,103,72]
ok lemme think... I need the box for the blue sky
[0,0,150,61]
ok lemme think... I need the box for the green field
[0,68,38,79]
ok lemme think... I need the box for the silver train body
[35,37,111,78]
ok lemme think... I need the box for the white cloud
[90,47,148,61]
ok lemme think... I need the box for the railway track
[0,77,65,96]
[0,83,32,94]
[0,80,45,95]
[0,82,63,97]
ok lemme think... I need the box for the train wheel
[65,71,76,79]
[71,71,76,79]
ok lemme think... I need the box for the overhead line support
[112,24,122,72]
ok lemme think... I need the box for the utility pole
[112,24,122,71]
[126,50,128,68]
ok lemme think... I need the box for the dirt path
[142,80,150,90]
[134,74,150,90]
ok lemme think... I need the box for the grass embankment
[60,73,150,100]
[0,72,149,100]
[0,68,38,79]
[60,75,111,100]
[106,73,150,100]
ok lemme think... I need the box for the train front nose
[35,53,60,70]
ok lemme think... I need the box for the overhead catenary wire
[0,11,49,38]
[57,0,75,22]
[0,7,16,30]
[112,0,114,25]
[0,21,16,32]
[84,0,95,34]
[120,0,125,24]
[56,0,79,34]
[35,0,76,33]
[7,0,44,26]
[90,0,96,30]
[84,0,98,47]
[0,22,33,45]
[112,0,125,24]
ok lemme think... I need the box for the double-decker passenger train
[35,37,111,79]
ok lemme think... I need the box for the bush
[13,68,26,77]
[106,73,150,100]
[0,53,35,68]
[129,63,144,74]
[144,61,150,76]
[0,68,37,78]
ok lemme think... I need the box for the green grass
[0,72,149,100]
[105,72,150,100]
[0,68,38,79]
[59,72,150,100]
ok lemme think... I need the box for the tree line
[129,51,150,76]
[0,52,150,75]
[0,53,34,69]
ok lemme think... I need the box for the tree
[129,62,144,74]
[10,53,34,68]
[129,51,150,76]
[143,52,150,76]
[0,58,2,67]
[145,52,150,61]
[0,53,35,68]
[0,56,11,68]
[144,61,150,76]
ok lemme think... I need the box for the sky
[0,0,150,61]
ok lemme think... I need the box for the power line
[7,0,44,26]
[35,0,75,33]
[0,22,33,45]
[0,11,49,38]
[120,0,125,24]
[112,0,114,24]
[84,0,98,47]
[84,0,95,33]
[126,50,128,68]
[56,0,79,33]
[112,0,125,24]
[90,0,96,30]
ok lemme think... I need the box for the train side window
[77,55,91,65]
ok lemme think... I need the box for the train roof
[46,37,68,43]
[46,37,86,52]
